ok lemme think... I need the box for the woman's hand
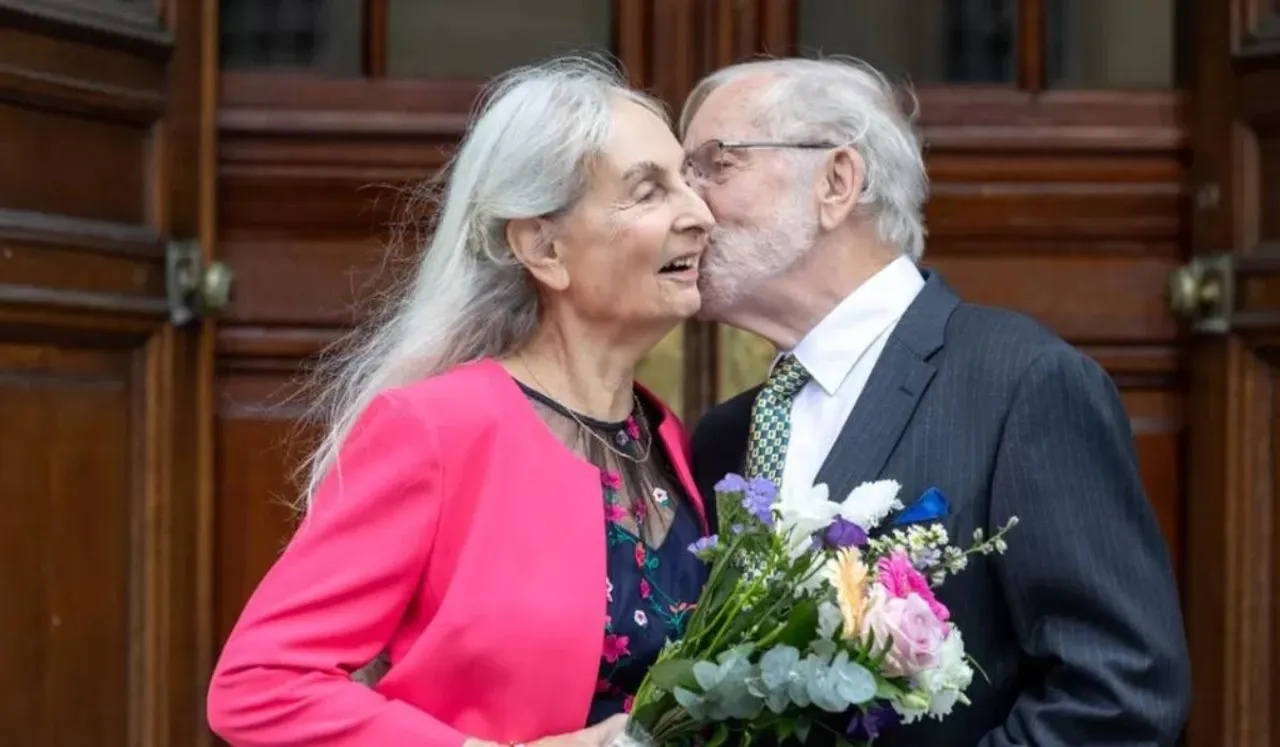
[466,714,631,747]
[536,715,630,747]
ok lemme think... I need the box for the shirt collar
[780,256,926,396]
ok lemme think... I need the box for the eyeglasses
[682,139,837,184]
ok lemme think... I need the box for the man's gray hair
[680,57,927,262]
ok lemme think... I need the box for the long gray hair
[300,56,666,508]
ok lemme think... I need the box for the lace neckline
[516,381,632,432]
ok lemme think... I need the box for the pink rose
[876,550,950,622]
[861,584,948,677]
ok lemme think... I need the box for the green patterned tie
[745,354,812,487]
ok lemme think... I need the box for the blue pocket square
[892,487,950,526]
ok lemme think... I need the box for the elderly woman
[206,58,714,747]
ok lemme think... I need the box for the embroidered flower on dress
[606,504,629,524]
[652,487,669,505]
[634,610,648,627]
[602,633,630,663]
[625,418,640,439]
[606,577,614,602]
[639,579,651,598]
[601,470,622,490]
[634,544,646,568]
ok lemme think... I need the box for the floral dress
[518,384,710,726]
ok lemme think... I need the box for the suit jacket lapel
[813,271,959,504]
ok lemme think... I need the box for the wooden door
[1176,1,1280,745]
[0,1,222,745]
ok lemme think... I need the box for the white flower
[891,689,932,724]
[912,626,974,720]
[837,479,904,530]
[774,483,841,554]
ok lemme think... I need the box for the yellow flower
[827,547,870,639]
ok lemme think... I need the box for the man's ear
[507,217,569,292]
[815,147,865,231]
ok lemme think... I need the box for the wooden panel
[1181,0,1280,743]
[1121,386,1186,581]
[213,367,309,646]
[928,254,1181,342]
[0,1,215,745]
[0,104,147,224]
[0,210,168,318]
[0,342,135,746]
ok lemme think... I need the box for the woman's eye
[637,183,666,202]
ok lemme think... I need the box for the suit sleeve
[206,392,468,747]
[979,348,1191,746]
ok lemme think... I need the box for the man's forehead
[685,75,771,142]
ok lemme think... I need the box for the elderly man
[683,57,1190,747]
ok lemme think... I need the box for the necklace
[518,358,653,464]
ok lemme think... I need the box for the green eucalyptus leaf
[704,723,730,747]
[647,658,698,692]
[795,717,812,744]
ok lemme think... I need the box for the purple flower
[741,487,775,527]
[822,517,868,549]
[687,535,719,555]
[730,523,745,535]
[745,476,777,503]
[714,474,748,494]
[847,705,900,741]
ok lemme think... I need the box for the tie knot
[764,354,811,400]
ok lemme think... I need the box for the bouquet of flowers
[617,474,1017,747]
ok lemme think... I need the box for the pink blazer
[207,358,708,746]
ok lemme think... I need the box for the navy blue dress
[517,384,710,726]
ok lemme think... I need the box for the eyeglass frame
[682,139,839,184]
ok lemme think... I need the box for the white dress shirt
[776,256,925,503]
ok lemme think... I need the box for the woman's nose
[678,183,715,232]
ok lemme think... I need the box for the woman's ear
[506,217,569,292]
[815,147,866,231]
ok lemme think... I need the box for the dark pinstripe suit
[691,271,1191,746]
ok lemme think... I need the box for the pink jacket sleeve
[207,392,468,747]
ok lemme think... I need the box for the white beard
[698,190,819,319]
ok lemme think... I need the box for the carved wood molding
[0,61,164,123]
[0,208,163,258]
[0,23,167,123]
[1079,344,1186,388]
[0,0,170,54]
[0,209,168,327]
[216,325,342,373]
[0,283,167,318]
[918,89,1189,152]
